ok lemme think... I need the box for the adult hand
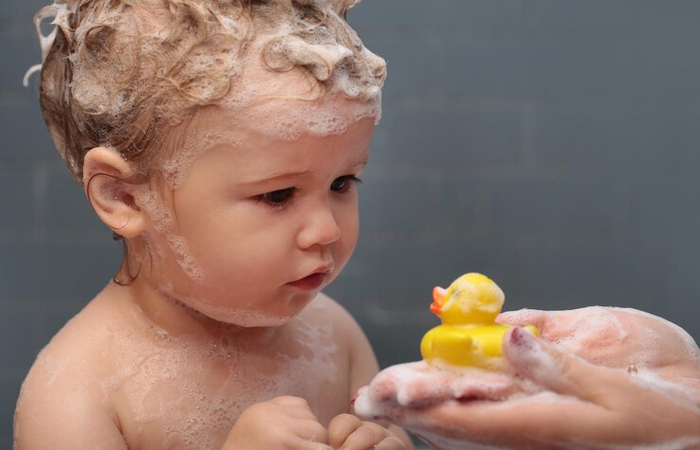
[498,306,700,396]
[356,327,700,450]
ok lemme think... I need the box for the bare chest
[105,325,349,450]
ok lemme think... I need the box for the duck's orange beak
[430,286,446,316]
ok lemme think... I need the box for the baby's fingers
[328,413,362,448]
[336,421,400,450]
[372,436,405,450]
[291,438,333,450]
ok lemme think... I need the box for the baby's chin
[198,304,295,327]
[354,360,541,420]
[168,294,296,328]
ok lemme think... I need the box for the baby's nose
[296,206,341,249]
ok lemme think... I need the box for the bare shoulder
[307,292,360,330]
[15,361,127,450]
[310,295,417,449]
[307,292,379,385]
[305,292,366,338]
[14,295,128,450]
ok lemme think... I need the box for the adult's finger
[359,361,522,410]
[379,395,615,450]
[502,326,632,406]
[496,308,552,328]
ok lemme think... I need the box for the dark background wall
[2,1,700,447]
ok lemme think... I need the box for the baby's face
[142,105,375,326]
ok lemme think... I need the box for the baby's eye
[331,175,362,193]
[257,187,297,207]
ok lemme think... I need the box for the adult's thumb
[503,326,628,404]
[497,308,549,327]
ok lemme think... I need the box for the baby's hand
[328,413,405,450]
[222,396,330,450]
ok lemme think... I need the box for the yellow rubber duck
[420,273,538,369]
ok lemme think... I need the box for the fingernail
[505,326,564,386]
[509,326,535,348]
[505,326,544,371]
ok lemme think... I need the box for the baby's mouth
[287,265,333,290]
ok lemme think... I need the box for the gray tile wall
[2,1,700,448]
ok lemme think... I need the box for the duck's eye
[258,187,296,207]
[331,175,362,193]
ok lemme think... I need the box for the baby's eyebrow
[352,157,369,169]
[241,170,311,185]
[240,157,368,186]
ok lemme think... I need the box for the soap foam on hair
[29,0,386,187]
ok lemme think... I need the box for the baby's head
[31,0,386,328]
[33,0,386,182]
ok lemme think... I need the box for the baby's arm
[326,298,415,450]
[14,369,128,450]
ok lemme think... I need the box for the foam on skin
[160,290,299,328]
[20,0,371,448]
[110,304,338,448]
[353,361,542,416]
[613,307,700,359]
[499,306,700,369]
[18,299,340,449]
[498,306,700,402]
[355,360,700,450]
[131,185,205,283]
[356,308,700,450]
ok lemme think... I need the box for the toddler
[14,1,414,449]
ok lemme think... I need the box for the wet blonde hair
[29,0,386,183]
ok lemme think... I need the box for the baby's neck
[107,279,280,344]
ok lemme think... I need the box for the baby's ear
[83,147,146,238]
